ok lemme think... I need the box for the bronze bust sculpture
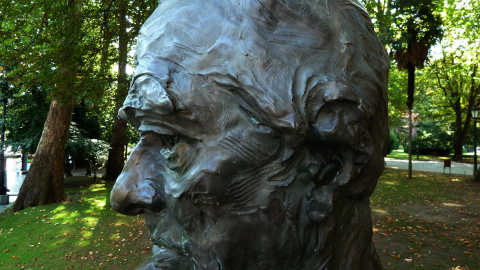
[110,0,389,269]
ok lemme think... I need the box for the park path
[385,157,474,175]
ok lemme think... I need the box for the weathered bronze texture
[110,0,389,269]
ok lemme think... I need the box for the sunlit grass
[387,149,451,160]
[0,177,151,269]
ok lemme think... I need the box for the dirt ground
[371,171,480,269]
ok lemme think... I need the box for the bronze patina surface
[111,0,389,269]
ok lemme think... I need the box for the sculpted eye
[140,131,194,174]
[141,132,178,147]
[315,159,342,187]
[140,132,161,144]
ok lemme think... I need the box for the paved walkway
[385,158,474,176]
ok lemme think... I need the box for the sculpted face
[110,0,389,269]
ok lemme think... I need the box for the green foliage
[72,101,102,140]
[360,0,395,45]
[386,149,447,160]
[428,52,479,115]
[0,0,112,101]
[66,123,109,166]
[5,86,50,153]
[421,49,479,158]
[404,121,453,155]
[442,0,480,47]
[0,0,157,160]
[5,85,108,162]
[388,65,408,128]
[389,0,443,55]
[387,129,401,154]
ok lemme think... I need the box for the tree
[104,0,129,181]
[0,0,159,209]
[389,0,443,179]
[410,0,480,160]
[361,0,393,44]
[0,0,112,211]
[103,0,157,181]
[11,0,85,211]
[13,100,73,210]
[430,53,479,159]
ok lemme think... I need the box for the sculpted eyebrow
[131,73,170,86]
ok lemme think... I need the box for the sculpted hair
[225,0,390,200]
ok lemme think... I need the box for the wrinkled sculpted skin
[110,0,389,269]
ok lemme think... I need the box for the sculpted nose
[110,171,165,215]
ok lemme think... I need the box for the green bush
[387,130,401,154]
[404,123,453,156]
[66,123,109,167]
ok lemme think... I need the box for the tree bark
[104,0,129,181]
[21,150,28,173]
[13,99,73,211]
[453,97,466,160]
[406,63,415,180]
[105,117,127,180]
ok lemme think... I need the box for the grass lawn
[0,177,151,269]
[1,170,479,269]
[387,149,452,160]
[372,169,480,269]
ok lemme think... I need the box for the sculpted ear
[305,101,373,222]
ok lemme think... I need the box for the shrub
[387,130,401,154]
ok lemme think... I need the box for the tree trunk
[21,150,28,173]
[105,117,127,180]
[406,63,415,179]
[453,98,467,160]
[13,100,73,211]
[104,0,129,181]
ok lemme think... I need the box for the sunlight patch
[372,208,387,214]
[442,203,463,207]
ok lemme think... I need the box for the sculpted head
[110,0,389,269]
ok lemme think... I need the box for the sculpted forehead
[131,0,389,138]
[134,1,240,77]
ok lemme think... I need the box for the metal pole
[474,119,478,174]
[0,98,7,195]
